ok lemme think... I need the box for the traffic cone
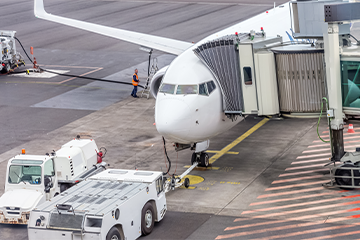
[348,124,355,133]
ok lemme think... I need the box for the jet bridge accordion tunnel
[193,34,327,117]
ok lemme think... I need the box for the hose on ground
[11,36,144,88]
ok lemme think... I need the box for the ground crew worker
[131,68,140,98]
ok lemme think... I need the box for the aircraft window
[159,84,176,94]
[199,83,208,96]
[176,85,198,95]
[207,81,216,94]
[244,67,252,85]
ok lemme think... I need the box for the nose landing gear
[191,152,209,167]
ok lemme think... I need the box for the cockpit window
[176,85,198,95]
[159,83,176,94]
[206,81,216,94]
[199,83,208,96]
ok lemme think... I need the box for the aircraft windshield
[8,165,42,185]
[159,84,176,94]
[176,85,198,95]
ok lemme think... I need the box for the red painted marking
[296,153,331,159]
[285,163,325,171]
[247,225,356,240]
[221,218,360,239]
[313,135,360,143]
[243,195,360,214]
[302,230,360,240]
[258,187,324,198]
[302,148,331,153]
[235,206,356,222]
[265,180,329,191]
[291,158,330,164]
[244,200,360,219]
[272,175,324,184]
[322,127,360,133]
[309,140,360,148]
[303,144,360,153]
[279,169,327,177]
[254,191,345,205]
[308,143,330,148]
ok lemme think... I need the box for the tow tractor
[0,30,25,73]
[0,138,106,224]
[28,169,167,240]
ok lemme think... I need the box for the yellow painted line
[184,165,220,170]
[206,150,239,155]
[209,118,270,164]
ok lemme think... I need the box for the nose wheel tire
[200,152,209,167]
[335,164,360,189]
[141,202,155,235]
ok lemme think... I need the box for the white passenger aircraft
[34,0,292,166]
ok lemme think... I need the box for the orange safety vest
[132,73,139,86]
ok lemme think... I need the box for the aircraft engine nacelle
[150,66,169,99]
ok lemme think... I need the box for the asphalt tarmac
[2,0,360,240]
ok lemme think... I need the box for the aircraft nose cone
[155,98,192,143]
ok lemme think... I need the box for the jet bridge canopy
[193,35,245,116]
[193,33,282,117]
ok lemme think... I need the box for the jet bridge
[193,33,282,117]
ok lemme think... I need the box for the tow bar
[163,162,198,193]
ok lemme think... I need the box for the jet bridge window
[176,85,198,95]
[243,67,252,85]
[159,84,176,94]
[206,81,216,94]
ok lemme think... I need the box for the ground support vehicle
[0,30,25,73]
[28,169,166,240]
[0,138,106,224]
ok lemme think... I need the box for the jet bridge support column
[323,22,344,161]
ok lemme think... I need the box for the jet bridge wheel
[335,164,360,189]
[106,226,122,240]
[141,202,155,235]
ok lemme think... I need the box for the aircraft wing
[34,0,193,55]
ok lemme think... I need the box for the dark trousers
[131,86,138,96]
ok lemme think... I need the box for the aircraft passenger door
[239,44,258,114]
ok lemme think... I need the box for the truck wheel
[106,227,122,240]
[141,202,155,235]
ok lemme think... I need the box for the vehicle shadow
[0,224,28,240]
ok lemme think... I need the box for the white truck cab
[0,138,106,224]
[28,169,167,240]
